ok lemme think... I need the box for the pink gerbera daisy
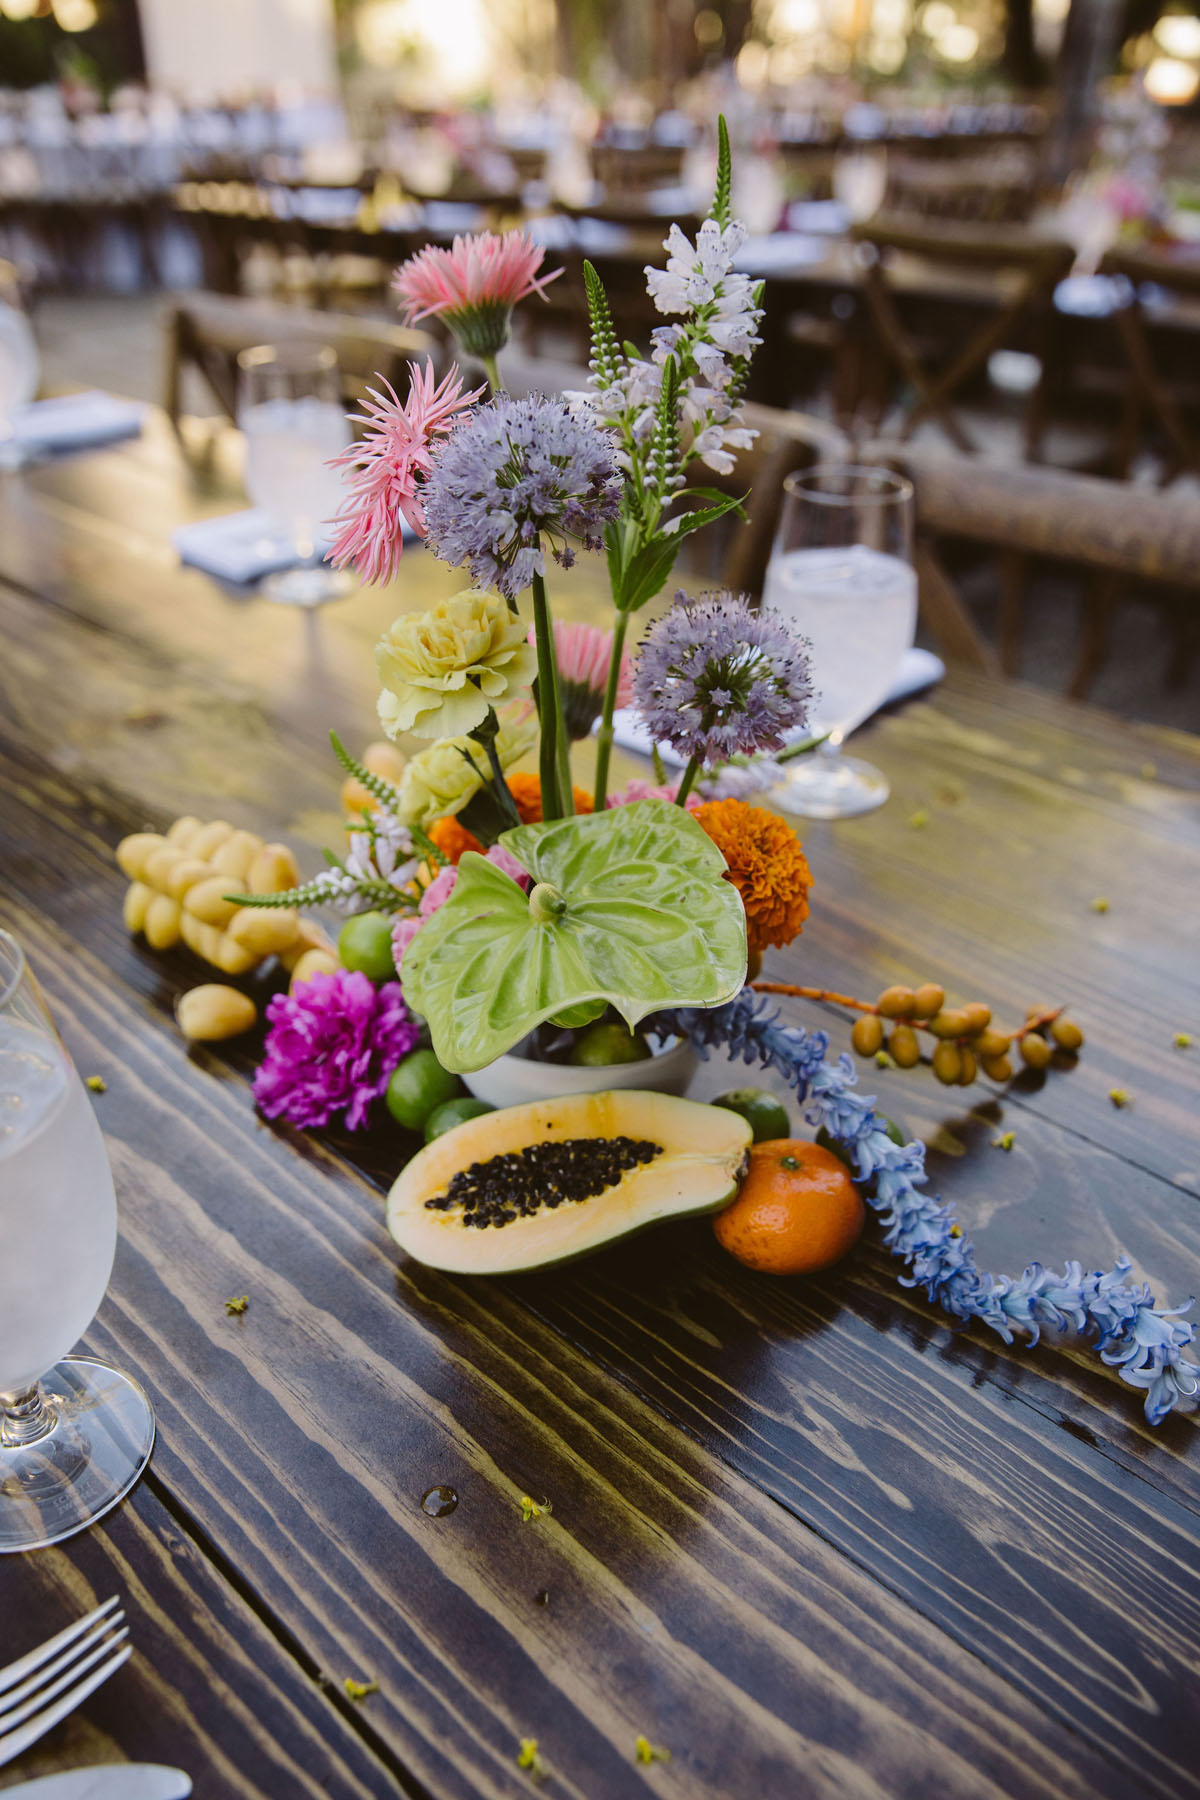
[392,231,562,359]
[327,360,482,587]
[531,620,633,741]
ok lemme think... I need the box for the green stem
[530,569,572,820]
[481,353,504,396]
[674,754,702,806]
[591,609,629,811]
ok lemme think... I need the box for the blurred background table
[1,415,1198,1797]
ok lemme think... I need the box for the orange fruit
[506,772,594,824]
[713,1139,865,1275]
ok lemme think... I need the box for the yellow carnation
[376,588,536,740]
[397,711,537,828]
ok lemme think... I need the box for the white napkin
[610,647,946,767]
[5,390,144,461]
[173,508,418,585]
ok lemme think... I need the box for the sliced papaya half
[386,1090,752,1275]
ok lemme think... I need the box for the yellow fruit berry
[1050,1018,1084,1052]
[247,842,301,895]
[960,1002,992,1035]
[851,1015,885,1056]
[956,1047,978,1086]
[876,985,916,1019]
[227,906,300,958]
[180,913,223,966]
[175,984,257,1042]
[340,775,376,816]
[211,934,260,977]
[183,876,240,931]
[909,983,944,1019]
[929,1010,969,1040]
[123,881,152,933]
[889,1024,921,1068]
[188,820,234,861]
[164,856,213,900]
[932,1042,962,1085]
[981,1053,1014,1082]
[144,893,182,951]
[210,830,262,883]
[1020,1032,1052,1070]
[144,843,181,889]
[289,948,341,991]
[115,832,165,881]
[166,815,203,847]
[363,740,407,781]
[279,918,338,971]
[976,1029,1013,1059]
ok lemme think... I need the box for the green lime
[386,1048,463,1132]
[424,1096,495,1143]
[338,911,397,983]
[816,1115,905,1170]
[713,1087,790,1143]
[569,1021,653,1066]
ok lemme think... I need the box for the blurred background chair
[162,292,437,429]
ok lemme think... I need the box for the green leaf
[711,115,732,229]
[402,801,748,1072]
[616,535,683,613]
[663,494,747,539]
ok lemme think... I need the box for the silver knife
[1,1768,191,1800]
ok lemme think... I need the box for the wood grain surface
[1,416,1199,1799]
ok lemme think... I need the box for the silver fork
[0,1596,131,1769]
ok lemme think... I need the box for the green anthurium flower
[403,799,747,1072]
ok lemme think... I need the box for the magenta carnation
[254,968,418,1132]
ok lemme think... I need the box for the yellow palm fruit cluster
[116,816,333,979]
[850,982,1084,1088]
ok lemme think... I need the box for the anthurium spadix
[402,800,748,1072]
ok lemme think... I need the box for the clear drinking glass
[764,465,916,820]
[0,261,40,471]
[0,931,154,1552]
[237,342,355,607]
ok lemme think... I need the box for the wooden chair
[589,143,686,198]
[1099,245,1200,486]
[848,218,1074,458]
[162,293,439,431]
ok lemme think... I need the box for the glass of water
[765,465,916,820]
[0,261,39,470]
[237,342,355,607]
[0,930,154,1552]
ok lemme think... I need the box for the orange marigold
[693,799,813,954]
[427,814,484,864]
[506,772,594,824]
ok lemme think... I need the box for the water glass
[237,342,355,607]
[0,265,40,470]
[0,930,154,1552]
[764,465,916,820]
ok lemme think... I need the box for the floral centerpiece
[220,122,1197,1426]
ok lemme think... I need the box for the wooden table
[1,414,1199,1799]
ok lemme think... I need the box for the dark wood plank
[0,1485,401,1798]
[0,754,1148,1800]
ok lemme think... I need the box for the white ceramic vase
[461,1037,698,1110]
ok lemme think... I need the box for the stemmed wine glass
[0,930,154,1552]
[764,465,916,819]
[237,342,356,607]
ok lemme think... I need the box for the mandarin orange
[713,1138,865,1275]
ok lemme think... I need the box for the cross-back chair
[849,218,1074,457]
[162,293,438,430]
[1099,245,1200,486]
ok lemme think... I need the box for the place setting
[2,12,1200,1800]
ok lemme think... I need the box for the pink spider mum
[328,360,482,587]
[392,231,562,359]
[533,620,633,741]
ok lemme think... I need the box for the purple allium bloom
[422,395,622,598]
[254,968,418,1132]
[632,590,812,764]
